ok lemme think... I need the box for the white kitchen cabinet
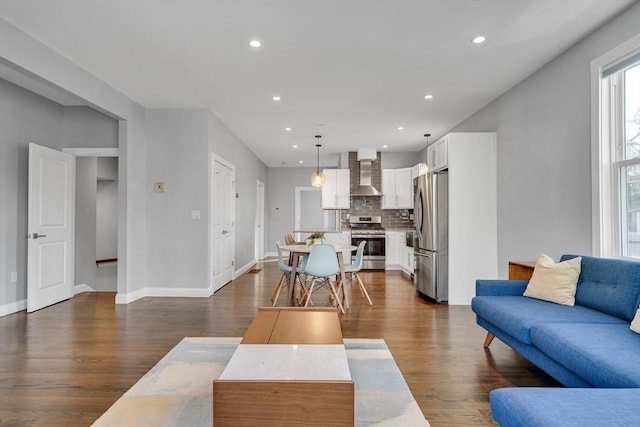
[382,167,413,209]
[400,246,414,276]
[412,162,427,179]
[426,135,448,171]
[321,169,350,209]
[385,231,404,270]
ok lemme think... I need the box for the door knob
[30,232,47,239]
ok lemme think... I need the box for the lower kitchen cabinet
[400,246,414,276]
[385,231,403,270]
[385,231,416,272]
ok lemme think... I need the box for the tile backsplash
[346,197,413,229]
[341,151,414,230]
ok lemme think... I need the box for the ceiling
[0,0,634,167]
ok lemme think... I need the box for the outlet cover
[154,182,165,192]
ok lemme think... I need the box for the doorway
[65,148,119,294]
[255,180,265,261]
[294,187,337,240]
[210,154,236,292]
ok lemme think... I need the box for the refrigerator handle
[414,251,432,258]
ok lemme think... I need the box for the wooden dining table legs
[287,250,350,310]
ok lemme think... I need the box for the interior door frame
[255,180,265,261]
[294,187,336,240]
[63,147,119,295]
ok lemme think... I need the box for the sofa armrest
[476,279,528,296]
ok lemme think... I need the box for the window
[618,64,640,257]
[596,44,640,258]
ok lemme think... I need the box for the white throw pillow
[631,308,640,334]
[523,254,582,306]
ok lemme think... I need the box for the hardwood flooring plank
[0,260,557,426]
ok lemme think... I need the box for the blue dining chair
[342,240,372,305]
[271,241,306,306]
[302,244,344,313]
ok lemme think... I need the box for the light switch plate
[191,210,201,220]
[154,182,165,192]
[10,271,17,283]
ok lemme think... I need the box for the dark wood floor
[0,259,557,426]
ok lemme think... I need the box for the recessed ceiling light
[249,40,261,48]
[382,145,388,148]
[285,127,292,132]
[397,126,404,131]
[424,94,434,100]
[298,160,303,164]
[292,145,298,148]
[272,95,281,101]
[472,35,486,44]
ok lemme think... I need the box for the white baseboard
[263,251,277,258]
[115,287,146,304]
[115,285,213,304]
[74,283,95,294]
[0,299,27,317]
[234,260,256,279]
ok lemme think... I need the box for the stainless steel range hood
[351,150,383,196]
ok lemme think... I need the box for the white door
[211,156,235,292]
[27,143,75,312]
[255,180,265,260]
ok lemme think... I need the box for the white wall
[145,109,210,290]
[97,158,118,261]
[143,109,268,292]
[0,78,119,312]
[0,20,270,307]
[443,2,640,277]
[267,167,319,253]
[0,18,149,303]
[75,157,98,290]
[208,112,268,270]
[381,151,421,169]
[0,80,64,308]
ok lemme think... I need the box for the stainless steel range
[349,216,385,270]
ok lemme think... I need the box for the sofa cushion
[524,254,581,306]
[471,296,626,345]
[491,388,640,427]
[561,255,640,321]
[530,323,640,387]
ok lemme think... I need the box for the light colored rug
[92,337,429,426]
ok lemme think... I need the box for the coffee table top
[242,307,343,345]
[218,344,351,381]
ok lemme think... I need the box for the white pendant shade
[311,171,325,188]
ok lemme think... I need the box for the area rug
[92,337,429,426]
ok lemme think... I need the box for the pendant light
[310,135,326,188]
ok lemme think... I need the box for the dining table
[280,244,357,310]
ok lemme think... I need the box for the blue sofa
[471,254,640,426]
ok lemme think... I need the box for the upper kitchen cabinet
[426,135,448,171]
[382,167,413,209]
[322,169,350,209]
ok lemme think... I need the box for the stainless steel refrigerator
[413,171,448,302]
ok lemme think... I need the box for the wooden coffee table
[213,307,354,426]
